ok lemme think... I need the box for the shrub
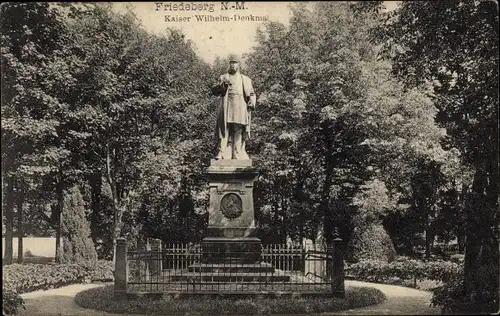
[86,260,115,281]
[2,260,113,315]
[346,256,462,285]
[2,260,114,294]
[58,186,98,264]
[347,223,396,263]
[2,282,25,316]
[432,263,499,314]
[431,273,465,313]
[423,259,462,283]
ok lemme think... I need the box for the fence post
[328,243,334,293]
[145,239,151,281]
[151,238,162,276]
[114,238,128,298]
[303,239,312,276]
[333,237,345,297]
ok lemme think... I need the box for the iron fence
[114,239,344,297]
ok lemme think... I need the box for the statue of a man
[211,55,256,160]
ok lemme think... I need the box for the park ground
[19,280,441,316]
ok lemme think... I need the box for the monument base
[206,227,260,238]
[201,237,261,264]
[188,262,274,273]
[168,262,290,283]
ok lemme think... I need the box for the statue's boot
[216,145,232,160]
[233,147,249,160]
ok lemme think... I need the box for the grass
[75,285,386,315]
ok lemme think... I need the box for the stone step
[169,272,291,283]
[188,262,275,273]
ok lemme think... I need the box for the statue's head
[228,54,240,73]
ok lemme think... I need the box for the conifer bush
[57,186,98,264]
[347,223,396,263]
[347,180,397,263]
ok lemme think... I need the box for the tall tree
[64,5,215,257]
[1,3,86,261]
[378,0,499,309]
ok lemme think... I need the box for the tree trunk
[416,187,429,258]
[457,183,469,253]
[321,128,336,280]
[457,232,466,253]
[55,169,64,262]
[112,208,120,264]
[322,164,335,244]
[106,143,125,264]
[424,230,431,259]
[464,163,499,302]
[281,195,288,244]
[89,173,102,246]
[17,181,24,264]
[424,208,432,259]
[321,127,335,245]
[425,225,435,259]
[299,213,304,246]
[4,176,15,265]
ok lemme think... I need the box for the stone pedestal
[175,159,291,283]
[202,159,261,263]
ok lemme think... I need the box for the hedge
[2,260,114,316]
[345,256,462,286]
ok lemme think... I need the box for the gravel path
[18,280,441,316]
[19,284,127,316]
[338,280,441,315]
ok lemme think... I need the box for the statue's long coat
[211,73,256,140]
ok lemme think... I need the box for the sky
[112,1,399,64]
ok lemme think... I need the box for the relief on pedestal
[220,193,243,219]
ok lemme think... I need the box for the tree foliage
[1,3,214,260]
[245,2,449,259]
[378,0,498,309]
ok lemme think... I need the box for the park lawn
[75,284,386,315]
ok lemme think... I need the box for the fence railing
[114,239,344,297]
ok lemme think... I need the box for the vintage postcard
[2,1,498,315]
